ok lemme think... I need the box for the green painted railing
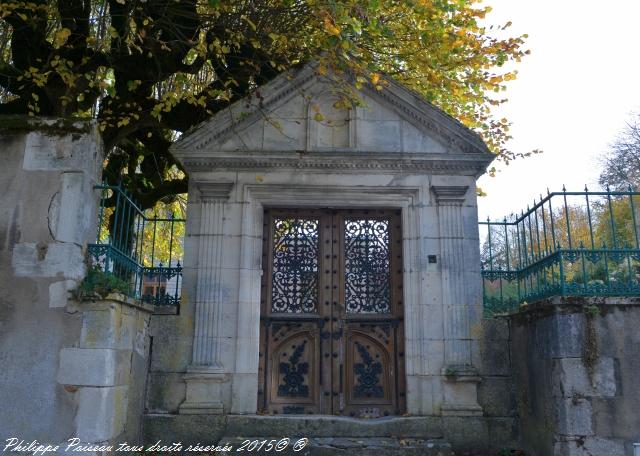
[481,187,640,314]
[87,184,185,307]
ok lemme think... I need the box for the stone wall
[0,119,102,442]
[475,318,519,450]
[145,305,193,414]
[510,298,640,456]
[0,118,153,449]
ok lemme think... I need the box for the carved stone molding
[181,155,491,177]
[431,185,469,206]
[196,182,233,201]
[180,372,229,415]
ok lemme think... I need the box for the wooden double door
[258,208,405,417]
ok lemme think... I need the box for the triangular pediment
[172,64,492,159]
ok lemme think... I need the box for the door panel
[347,330,392,401]
[265,322,321,414]
[259,209,405,416]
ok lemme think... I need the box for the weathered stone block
[58,348,131,387]
[442,377,483,417]
[441,416,489,452]
[478,377,515,417]
[554,437,625,456]
[219,120,264,151]
[552,357,617,398]
[180,372,229,415]
[124,350,150,442]
[479,337,511,376]
[536,314,585,359]
[421,304,445,340]
[80,305,124,349]
[262,119,305,150]
[133,310,150,357]
[150,334,194,372]
[51,172,94,244]
[482,318,510,341]
[401,120,447,153]
[49,280,76,308]
[12,242,85,279]
[23,127,97,172]
[557,398,593,436]
[230,373,258,414]
[356,120,402,152]
[146,372,186,414]
[143,414,228,446]
[75,386,128,442]
[487,417,519,450]
[406,375,443,415]
[422,339,445,375]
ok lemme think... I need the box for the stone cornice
[177,152,493,177]
[196,182,234,201]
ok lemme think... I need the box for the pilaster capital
[196,182,233,201]
[431,185,469,206]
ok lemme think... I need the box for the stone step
[144,414,445,444]
[217,436,452,456]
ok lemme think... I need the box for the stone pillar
[180,182,233,415]
[58,295,153,444]
[0,119,104,443]
[432,185,482,416]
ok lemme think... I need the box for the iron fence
[481,187,640,314]
[86,184,185,307]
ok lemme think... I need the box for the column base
[441,404,484,417]
[179,368,230,415]
[179,401,225,415]
[441,365,483,417]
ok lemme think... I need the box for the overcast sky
[476,0,640,221]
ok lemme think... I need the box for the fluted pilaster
[433,185,482,416]
[191,182,233,369]
[433,185,470,366]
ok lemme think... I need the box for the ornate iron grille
[271,218,319,313]
[344,219,391,313]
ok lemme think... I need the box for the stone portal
[150,63,495,420]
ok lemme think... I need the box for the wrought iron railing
[481,187,640,314]
[86,184,185,307]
